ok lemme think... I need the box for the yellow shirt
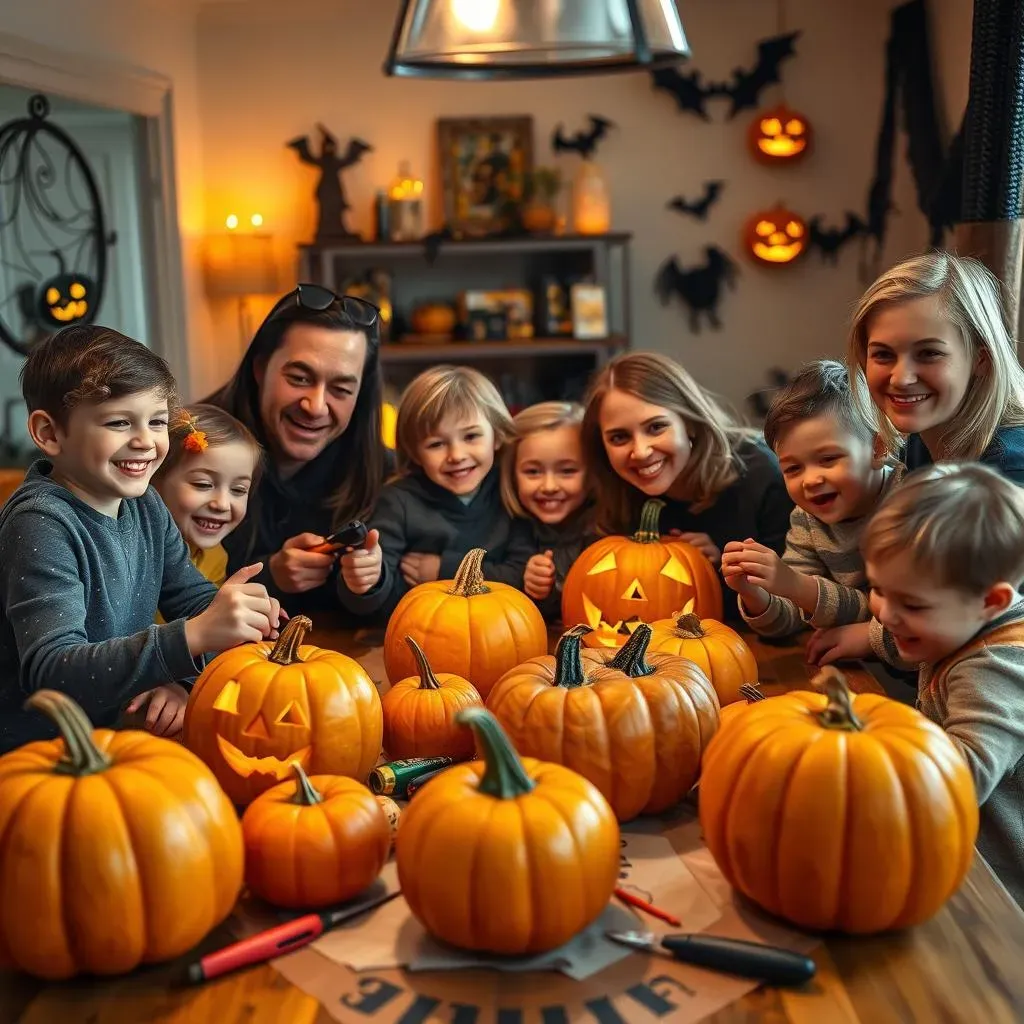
[155,543,228,623]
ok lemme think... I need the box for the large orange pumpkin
[396,706,619,954]
[384,548,548,700]
[648,612,758,706]
[0,691,243,980]
[241,763,390,908]
[699,668,979,933]
[562,499,723,649]
[382,635,484,759]
[183,615,383,807]
[487,624,720,821]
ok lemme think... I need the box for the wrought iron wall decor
[0,94,113,355]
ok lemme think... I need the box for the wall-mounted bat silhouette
[650,68,720,121]
[552,116,615,160]
[654,246,738,333]
[667,181,725,221]
[807,212,866,264]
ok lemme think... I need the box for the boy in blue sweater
[0,325,281,753]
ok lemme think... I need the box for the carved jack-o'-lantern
[744,205,807,265]
[183,616,384,806]
[38,272,94,327]
[561,499,724,648]
[748,106,812,163]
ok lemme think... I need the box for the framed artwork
[437,116,533,237]
[570,283,608,339]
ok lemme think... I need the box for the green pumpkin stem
[673,612,705,638]
[268,615,312,665]
[291,761,324,804]
[447,548,490,597]
[25,690,111,776]
[553,625,593,688]
[633,499,667,543]
[456,707,535,799]
[405,635,441,690]
[609,623,655,677]
[813,667,863,731]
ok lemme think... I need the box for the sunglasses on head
[261,283,380,330]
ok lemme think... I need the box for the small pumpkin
[183,615,383,807]
[648,612,758,706]
[747,105,813,163]
[384,548,548,700]
[382,635,484,759]
[396,706,619,954]
[699,667,979,934]
[743,204,808,265]
[0,691,244,980]
[718,682,765,730]
[562,499,724,649]
[410,303,457,337]
[242,763,390,908]
[487,624,720,821]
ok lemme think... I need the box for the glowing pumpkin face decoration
[183,616,384,806]
[38,273,94,327]
[561,500,724,648]
[744,206,807,265]
[748,106,812,163]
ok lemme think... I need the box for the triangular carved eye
[213,680,241,714]
[660,554,691,583]
[586,552,617,575]
[620,578,648,601]
[275,701,309,727]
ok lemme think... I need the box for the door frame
[0,32,189,385]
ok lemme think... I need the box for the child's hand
[340,529,382,595]
[667,529,721,567]
[524,550,556,601]
[721,542,769,613]
[400,552,441,588]
[185,563,280,654]
[726,540,798,598]
[126,683,189,738]
[805,622,872,666]
[269,533,337,593]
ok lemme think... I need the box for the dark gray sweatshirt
[0,461,217,752]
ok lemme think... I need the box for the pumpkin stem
[738,682,765,703]
[812,667,863,731]
[633,499,666,543]
[553,625,592,688]
[290,761,324,805]
[673,612,705,638]
[24,690,111,776]
[268,615,312,665]
[608,623,655,677]
[447,549,491,597]
[405,635,441,690]
[456,707,535,799]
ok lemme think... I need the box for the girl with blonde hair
[848,250,1024,481]
[582,352,791,622]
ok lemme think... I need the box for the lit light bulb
[451,0,499,33]
[250,213,264,227]
[225,213,239,229]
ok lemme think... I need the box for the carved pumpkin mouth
[49,299,89,322]
[215,735,312,780]
[753,240,804,263]
[758,136,806,157]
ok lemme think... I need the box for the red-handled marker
[187,889,400,983]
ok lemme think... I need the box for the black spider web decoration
[0,93,111,355]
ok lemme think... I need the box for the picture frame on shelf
[570,283,608,339]
[437,116,534,238]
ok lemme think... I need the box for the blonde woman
[338,365,519,620]
[582,352,792,622]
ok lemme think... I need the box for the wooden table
[2,627,1023,1023]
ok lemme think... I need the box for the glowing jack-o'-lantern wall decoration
[183,615,384,806]
[744,205,808,266]
[561,499,724,648]
[38,270,94,327]
[748,105,812,164]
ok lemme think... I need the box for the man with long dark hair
[204,284,387,614]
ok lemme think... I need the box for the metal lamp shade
[384,0,690,80]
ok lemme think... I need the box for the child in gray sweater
[863,463,1024,906]
[0,325,281,752]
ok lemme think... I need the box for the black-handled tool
[308,520,369,554]
[605,929,816,987]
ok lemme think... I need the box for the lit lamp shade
[384,0,689,80]
[203,233,278,297]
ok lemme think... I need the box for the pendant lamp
[383,0,690,80]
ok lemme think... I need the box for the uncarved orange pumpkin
[0,691,243,980]
[384,548,548,700]
[487,624,720,821]
[717,682,765,730]
[648,612,758,706]
[242,763,390,908]
[382,636,484,759]
[699,667,979,934]
[183,615,383,807]
[396,706,619,954]
[562,499,723,649]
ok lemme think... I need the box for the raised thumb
[225,562,263,585]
